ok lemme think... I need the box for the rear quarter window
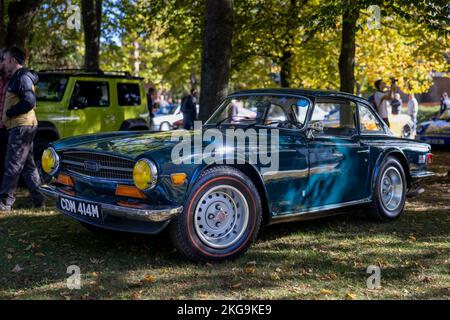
[117,83,142,106]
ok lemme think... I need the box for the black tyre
[367,157,406,221]
[169,166,262,262]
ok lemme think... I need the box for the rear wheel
[169,166,262,262]
[367,157,406,221]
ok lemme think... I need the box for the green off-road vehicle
[34,69,150,159]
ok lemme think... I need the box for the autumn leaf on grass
[270,272,280,281]
[409,235,417,242]
[345,293,357,300]
[320,289,335,295]
[417,275,433,283]
[244,261,256,274]
[12,264,24,273]
[143,274,155,284]
[131,291,142,300]
[35,252,46,257]
[6,254,13,260]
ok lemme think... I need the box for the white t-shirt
[408,98,419,117]
[374,91,390,119]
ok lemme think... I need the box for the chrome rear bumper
[39,185,183,223]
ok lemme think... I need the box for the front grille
[61,151,135,181]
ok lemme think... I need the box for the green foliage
[25,0,450,95]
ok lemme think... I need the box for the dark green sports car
[39,89,434,262]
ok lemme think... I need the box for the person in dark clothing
[147,87,157,126]
[391,93,402,115]
[0,48,10,187]
[0,47,43,212]
[181,88,198,130]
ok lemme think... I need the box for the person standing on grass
[440,92,450,116]
[181,88,198,130]
[391,93,402,115]
[147,87,157,127]
[373,79,396,128]
[0,48,11,187]
[0,47,43,212]
[408,94,419,136]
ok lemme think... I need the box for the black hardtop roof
[231,88,369,104]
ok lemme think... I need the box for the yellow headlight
[41,148,59,175]
[133,159,158,191]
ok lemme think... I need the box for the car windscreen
[205,95,310,128]
[36,74,69,102]
[156,105,178,116]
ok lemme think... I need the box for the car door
[307,99,370,208]
[260,97,311,215]
[64,79,112,137]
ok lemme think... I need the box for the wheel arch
[372,149,411,193]
[36,121,60,141]
[119,118,150,131]
[189,162,272,226]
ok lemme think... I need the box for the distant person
[391,93,402,115]
[373,79,396,127]
[147,87,157,126]
[0,48,10,186]
[181,88,198,130]
[408,94,419,135]
[0,47,43,212]
[440,92,450,116]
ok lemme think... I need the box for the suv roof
[38,69,144,80]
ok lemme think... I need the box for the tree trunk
[0,0,5,47]
[338,5,359,94]
[199,0,234,122]
[279,50,293,88]
[5,0,41,50]
[82,0,103,71]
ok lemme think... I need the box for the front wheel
[169,166,262,262]
[367,157,406,221]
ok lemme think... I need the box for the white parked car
[152,104,182,131]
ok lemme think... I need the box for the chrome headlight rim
[42,147,60,176]
[133,158,158,191]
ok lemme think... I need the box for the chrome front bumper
[39,185,183,223]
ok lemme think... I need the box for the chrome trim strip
[39,185,182,223]
[270,198,371,223]
[64,169,133,184]
[411,171,435,179]
[62,159,134,172]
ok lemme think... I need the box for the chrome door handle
[357,150,370,154]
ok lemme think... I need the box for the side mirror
[305,121,324,140]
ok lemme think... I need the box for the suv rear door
[64,78,114,137]
[113,79,148,129]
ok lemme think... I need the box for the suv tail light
[426,153,433,165]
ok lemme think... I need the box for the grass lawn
[0,151,449,300]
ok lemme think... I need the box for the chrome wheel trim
[194,185,249,249]
[380,166,403,214]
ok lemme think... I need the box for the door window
[359,103,385,133]
[117,83,141,106]
[70,81,110,109]
[311,101,357,136]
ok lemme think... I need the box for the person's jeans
[0,126,42,206]
[0,127,8,186]
[183,113,195,130]
[410,114,417,134]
